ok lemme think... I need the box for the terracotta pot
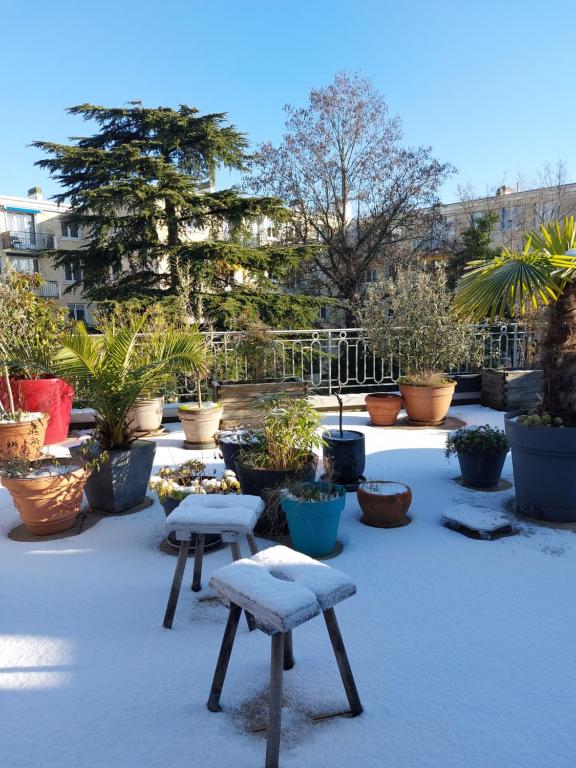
[2,458,90,535]
[357,481,412,527]
[126,397,164,435]
[365,393,403,426]
[398,382,456,425]
[0,414,48,460]
[178,403,223,447]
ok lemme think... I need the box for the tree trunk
[164,199,180,291]
[541,280,576,424]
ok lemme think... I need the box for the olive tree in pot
[56,318,207,514]
[234,395,323,536]
[455,216,576,521]
[360,268,483,425]
[445,425,509,489]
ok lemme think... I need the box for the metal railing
[1,230,55,250]
[183,324,536,397]
[35,280,60,298]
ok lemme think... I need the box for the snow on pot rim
[178,401,221,412]
[322,429,364,441]
[359,481,410,496]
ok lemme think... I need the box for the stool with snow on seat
[207,544,362,768]
[163,493,264,629]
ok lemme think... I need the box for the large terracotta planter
[2,458,89,535]
[0,413,48,460]
[6,378,74,444]
[178,403,223,447]
[399,382,456,426]
[365,393,403,426]
[126,397,164,435]
[357,481,412,527]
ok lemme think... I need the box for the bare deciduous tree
[245,72,454,323]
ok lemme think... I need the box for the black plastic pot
[505,411,576,522]
[457,450,507,489]
[218,433,256,473]
[235,454,318,537]
[71,439,156,514]
[322,430,365,486]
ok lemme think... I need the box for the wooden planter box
[481,368,542,411]
[212,380,308,428]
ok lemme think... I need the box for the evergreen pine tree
[34,102,321,328]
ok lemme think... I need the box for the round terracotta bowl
[357,480,412,527]
[365,393,403,426]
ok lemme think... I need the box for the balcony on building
[1,230,55,251]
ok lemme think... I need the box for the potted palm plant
[56,317,207,514]
[279,480,345,557]
[445,425,509,489]
[360,268,483,425]
[455,216,576,521]
[234,395,322,535]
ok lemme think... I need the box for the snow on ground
[1,405,576,768]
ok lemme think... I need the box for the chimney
[495,185,514,197]
[27,186,43,200]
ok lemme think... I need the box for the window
[319,306,328,321]
[364,269,378,283]
[64,260,83,282]
[470,210,485,227]
[61,220,82,239]
[9,256,38,274]
[500,206,521,230]
[8,211,34,233]
[68,304,86,322]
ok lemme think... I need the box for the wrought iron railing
[1,230,55,250]
[177,324,535,397]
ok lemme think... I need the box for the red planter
[4,378,74,444]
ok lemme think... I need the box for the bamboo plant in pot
[55,318,208,514]
[360,268,483,425]
[455,216,576,521]
[234,395,323,536]
[0,270,73,445]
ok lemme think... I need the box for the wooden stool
[207,545,362,768]
[163,494,264,629]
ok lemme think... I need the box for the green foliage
[517,412,563,427]
[445,425,509,457]
[34,102,319,329]
[360,268,484,379]
[398,372,454,387]
[281,480,344,502]
[446,212,499,290]
[52,319,208,450]
[240,395,324,470]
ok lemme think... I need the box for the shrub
[445,425,509,457]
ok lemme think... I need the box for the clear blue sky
[2,0,574,203]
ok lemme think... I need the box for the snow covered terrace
[2,404,575,768]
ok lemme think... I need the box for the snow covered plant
[445,425,509,458]
[281,480,344,503]
[149,459,240,500]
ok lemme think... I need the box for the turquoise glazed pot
[280,482,345,557]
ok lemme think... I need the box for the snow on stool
[207,545,362,768]
[162,494,264,630]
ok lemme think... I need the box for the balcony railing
[35,280,60,298]
[1,230,55,251]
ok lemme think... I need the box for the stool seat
[166,494,264,538]
[210,545,356,633]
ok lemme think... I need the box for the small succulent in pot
[445,425,509,489]
[149,459,240,502]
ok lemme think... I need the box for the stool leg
[191,534,205,592]
[323,608,363,716]
[207,604,242,712]
[230,538,256,632]
[163,538,190,629]
[265,633,284,768]
[246,533,259,555]
[283,630,294,670]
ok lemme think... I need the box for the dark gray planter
[71,439,156,514]
[457,450,507,489]
[322,430,365,486]
[505,411,576,522]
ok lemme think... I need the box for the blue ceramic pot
[280,482,345,557]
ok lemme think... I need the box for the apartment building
[0,187,91,322]
[437,182,576,250]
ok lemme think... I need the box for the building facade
[0,187,91,322]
